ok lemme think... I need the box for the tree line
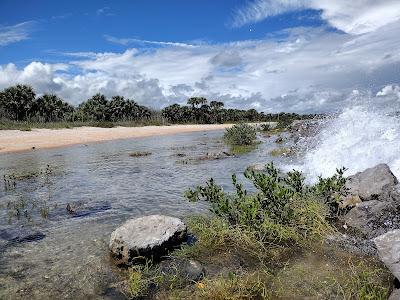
[0,84,316,124]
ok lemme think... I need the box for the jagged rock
[289,119,321,142]
[345,164,398,201]
[109,215,187,265]
[159,257,205,284]
[374,230,400,280]
[344,200,400,238]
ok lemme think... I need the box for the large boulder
[344,200,400,238]
[389,288,400,300]
[374,230,400,281]
[109,215,187,265]
[345,164,398,201]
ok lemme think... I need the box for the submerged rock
[0,226,45,245]
[345,164,398,201]
[374,230,400,280]
[159,257,205,284]
[109,215,187,265]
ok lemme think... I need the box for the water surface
[0,130,289,299]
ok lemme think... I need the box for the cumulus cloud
[231,0,400,34]
[1,20,400,112]
[0,21,35,46]
[377,85,400,98]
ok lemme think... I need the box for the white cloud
[1,20,400,113]
[0,21,35,46]
[104,35,196,48]
[231,0,400,34]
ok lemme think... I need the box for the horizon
[1,0,400,113]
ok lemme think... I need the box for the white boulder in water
[109,215,187,265]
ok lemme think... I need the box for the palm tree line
[0,85,316,124]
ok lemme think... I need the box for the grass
[0,117,168,130]
[229,143,259,155]
[118,163,393,299]
[269,147,294,157]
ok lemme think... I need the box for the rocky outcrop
[289,119,321,142]
[345,164,398,201]
[389,288,400,300]
[343,164,400,238]
[109,215,187,265]
[344,200,400,238]
[374,230,400,280]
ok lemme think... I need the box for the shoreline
[0,124,235,154]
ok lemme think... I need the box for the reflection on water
[0,130,290,299]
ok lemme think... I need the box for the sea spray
[300,103,400,181]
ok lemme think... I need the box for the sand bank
[0,124,234,154]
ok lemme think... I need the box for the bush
[185,162,347,245]
[223,123,257,146]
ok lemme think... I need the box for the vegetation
[223,123,257,146]
[0,84,318,129]
[120,163,392,299]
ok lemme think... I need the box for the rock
[389,288,400,300]
[247,163,266,172]
[159,257,205,284]
[288,119,321,142]
[344,200,400,238]
[325,233,377,256]
[109,215,187,265]
[129,151,152,157]
[374,230,400,280]
[345,164,398,201]
[275,136,283,143]
[0,226,45,245]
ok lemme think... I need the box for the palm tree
[0,84,36,121]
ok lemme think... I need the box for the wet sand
[0,124,235,154]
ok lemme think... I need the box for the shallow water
[0,130,290,299]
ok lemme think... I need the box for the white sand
[0,124,234,154]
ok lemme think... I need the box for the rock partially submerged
[159,257,205,284]
[109,215,187,265]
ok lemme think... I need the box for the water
[0,130,290,299]
[301,101,400,181]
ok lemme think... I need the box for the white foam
[300,103,400,182]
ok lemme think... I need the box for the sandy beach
[0,124,235,154]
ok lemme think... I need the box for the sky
[0,0,400,113]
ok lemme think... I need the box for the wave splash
[300,97,400,181]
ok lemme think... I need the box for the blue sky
[1,0,400,112]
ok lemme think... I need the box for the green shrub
[223,123,257,146]
[185,162,346,245]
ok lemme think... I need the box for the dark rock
[374,230,400,280]
[109,215,187,266]
[129,151,152,157]
[65,201,111,218]
[0,226,45,245]
[275,136,284,143]
[345,164,398,201]
[344,200,400,238]
[288,119,321,142]
[159,257,205,284]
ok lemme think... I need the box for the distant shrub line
[0,85,317,127]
